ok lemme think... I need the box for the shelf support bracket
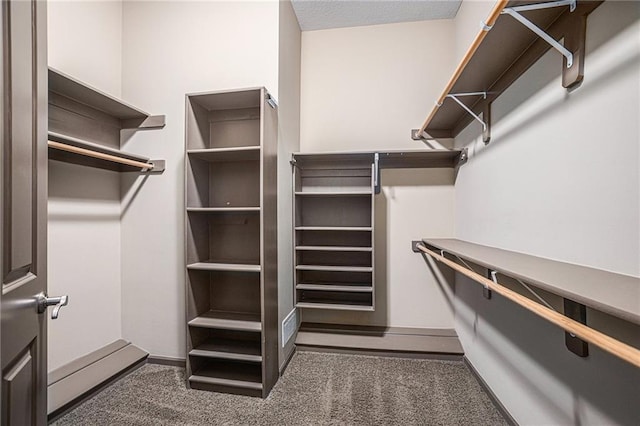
[445,92,488,135]
[373,152,381,194]
[502,0,576,68]
[564,299,589,357]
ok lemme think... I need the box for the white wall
[47,0,124,371]
[119,1,280,360]
[452,1,640,424]
[299,20,458,330]
[277,1,301,366]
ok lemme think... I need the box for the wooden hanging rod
[418,0,509,136]
[48,140,154,170]
[416,243,640,368]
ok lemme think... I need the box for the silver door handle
[37,292,69,319]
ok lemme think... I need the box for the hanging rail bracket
[143,160,165,173]
[373,153,381,194]
[443,92,491,145]
[564,299,589,357]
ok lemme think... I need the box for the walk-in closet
[1,0,638,425]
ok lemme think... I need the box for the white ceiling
[291,0,463,31]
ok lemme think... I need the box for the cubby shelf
[186,262,261,273]
[187,207,261,213]
[296,284,373,293]
[295,246,372,252]
[295,302,375,312]
[296,265,373,273]
[189,341,262,363]
[187,146,261,162]
[188,311,262,332]
[189,363,263,391]
[295,226,373,232]
[294,191,372,196]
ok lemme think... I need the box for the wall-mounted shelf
[414,0,604,143]
[417,239,640,367]
[48,67,165,172]
[421,239,640,325]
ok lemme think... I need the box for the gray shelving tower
[185,88,278,397]
[293,156,376,311]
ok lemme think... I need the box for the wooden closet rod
[418,0,509,136]
[416,243,640,368]
[48,140,154,170]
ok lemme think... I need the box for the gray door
[1,0,49,424]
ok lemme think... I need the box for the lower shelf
[296,290,374,311]
[190,340,262,363]
[296,283,373,292]
[189,359,263,391]
[296,302,374,312]
[188,310,262,332]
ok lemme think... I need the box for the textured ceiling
[291,0,463,31]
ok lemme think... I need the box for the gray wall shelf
[422,238,640,325]
[48,68,165,172]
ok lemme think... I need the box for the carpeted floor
[53,351,507,425]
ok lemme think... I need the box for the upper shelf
[417,0,604,140]
[49,68,150,121]
[421,238,640,325]
[48,68,165,172]
[292,149,462,170]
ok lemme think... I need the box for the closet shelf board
[294,191,372,196]
[49,67,150,120]
[190,340,262,363]
[189,349,262,363]
[188,311,262,332]
[187,262,261,273]
[295,226,373,232]
[292,149,462,169]
[296,284,373,293]
[421,1,604,138]
[296,302,375,312]
[187,207,261,213]
[422,238,640,325]
[296,265,373,273]
[188,374,263,391]
[187,147,261,162]
[295,246,373,252]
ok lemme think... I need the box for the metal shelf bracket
[502,0,576,68]
[436,92,489,136]
[373,152,381,194]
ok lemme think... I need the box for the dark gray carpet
[53,351,507,425]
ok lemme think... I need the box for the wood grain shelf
[422,239,640,325]
[188,311,262,332]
